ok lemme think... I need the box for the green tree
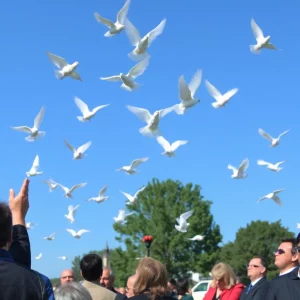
[113,178,222,278]
[219,220,295,284]
[50,277,60,287]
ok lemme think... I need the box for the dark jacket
[240,277,269,300]
[111,286,127,300]
[0,225,49,300]
[266,267,300,300]
[130,294,176,300]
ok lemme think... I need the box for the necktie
[246,284,253,294]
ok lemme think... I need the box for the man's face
[275,242,297,271]
[100,269,113,289]
[60,270,75,285]
[247,258,265,281]
[126,277,135,298]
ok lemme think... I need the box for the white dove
[121,186,146,205]
[47,52,82,81]
[88,185,110,204]
[250,18,278,54]
[156,136,188,157]
[189,235,205,241]
[35,253,42,260]
[257,160,286,172]
[126,105,174,137]
[66,229,90,239]
[58,256,68,261]
[12,106,46,142]
[94,0,131,37]
[64,140,92,160]
[64,205,80,224]
[74,97,110,122]
[228,158,249,179]
[44,233,55,241]
[125,18,166,61]
[57,182,87,198]
[26,155,43,177]
[100,56,150,91]
[205,80,239,108]
[173,70,202,115]
[117,157,149,174]
[26,222,37,230]
[258,189,285,206]
[113,209,134,223]
[175,210,194,233]
[258,128,290,148]
[297,223,300,229]
[43,178,58,192]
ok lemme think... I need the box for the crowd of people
[1,179,300,300]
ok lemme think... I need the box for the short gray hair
[103,266,115,278]
[55,282,93,300]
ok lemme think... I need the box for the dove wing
[258,128,273,141]
[69,183,87,193]
[77,229,90,236]
[100,75,121,82]
[180,210,194,221]
[12,126,32,133]
[126,105,152,123]
[49,232,55,239]
[47,52,68,69]
[117,0,131,24]
[66,229,76,236]
[147,19,167,45]
[179,75,192,102]
[94,12,115,28]
[68,205,74,213]
[205,80,222,101]
[159,106,175,118]
[128,56,150,78]
[124,18,141,46]
[223,88,239,99]
[171,140,188,151]
[134,186,146,198]
[74,97,89,115]
[34,107,45,129]
[99,185,108,197]
[188,69,202,97]
[257,160,269,166]
[157,136,170,151]
[273,189,285,194]
[278,130,290,139]
[238,158,249,175]
[77,141,92,154]
[56,183,68,193]
[273,195,282,206]
[92,104,110,114]
[130,157,149,169]
[121,191,133,200]
[64,140,75,153]
[32,155,40,170]
[251,18,264,41]
[118,209,126,219]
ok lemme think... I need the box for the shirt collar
[280,266,297,276]
[251,276,264,286]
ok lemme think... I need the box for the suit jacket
[240,277,269,300]
[266,267,300,300]
[0,225,48,300]
[111,286,127,300]
[83,280,118,300]
[203,283,244,300]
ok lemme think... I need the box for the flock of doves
[12,0,288,261]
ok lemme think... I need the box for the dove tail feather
[139,126,160,137]
[249,45,261,54]
[54,70,64,80]
[212,102,221,109]
[173,104,185,115]
[77,116,85,122]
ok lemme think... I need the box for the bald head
[60,269,75,285]
[126,274,137,298]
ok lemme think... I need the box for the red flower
[142,235,154,243]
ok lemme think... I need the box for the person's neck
[250,275,263,283]
[280,264,297,274]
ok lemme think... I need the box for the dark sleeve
[253,282,270,300]
[9,224,31,268]
[44,276,55,300]
[265,281,276,300]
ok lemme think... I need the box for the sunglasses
[247,264,261,268]
[274,249,286,255]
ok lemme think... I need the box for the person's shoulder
[233,283,245,290]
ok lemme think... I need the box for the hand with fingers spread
[9,178,30,226]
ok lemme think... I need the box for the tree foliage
[219,220,295,284]
[113,178,222,278]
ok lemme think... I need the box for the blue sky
[0,0,299,279]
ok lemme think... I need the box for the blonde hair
[133,257,168,300]
[210,262,238,289]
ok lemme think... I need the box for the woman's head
[176,278,189,296]
[55,281,92,300]
[133,257,168,298]
[210,262,237,290]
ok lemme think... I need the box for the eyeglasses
[274,249,286,255]
[247,264,261,268]
[61,276,74,279]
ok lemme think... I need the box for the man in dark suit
[240,256,269,300]
[0,178,49,300]
[266,238,300,300]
